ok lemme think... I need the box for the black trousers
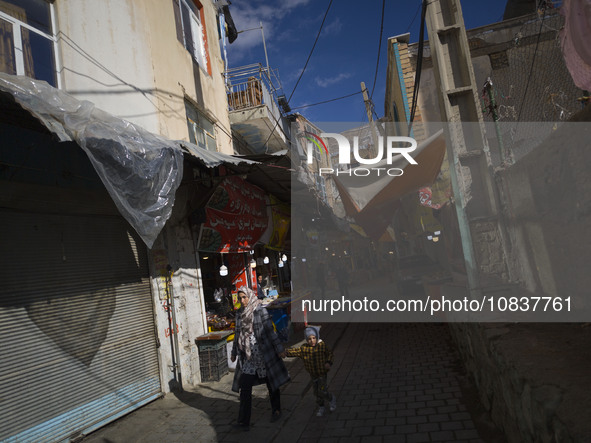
[238,373,281,424]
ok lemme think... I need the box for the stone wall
[445,106,591,443]
[495,106,591,300]
[448,321,591,443]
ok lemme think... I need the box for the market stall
[190,175,293,353]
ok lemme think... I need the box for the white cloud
[283,67,307,84]
[322,18,343,36]
[314,73,351,88]
[227,0,312,54]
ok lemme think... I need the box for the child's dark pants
[312,374,332,406]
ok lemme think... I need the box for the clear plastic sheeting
[178,141,259,168]
[0,73,183,248]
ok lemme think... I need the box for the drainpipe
[166,265,183,392]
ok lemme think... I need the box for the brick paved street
[295,323,483,443]
[83,321,499,442]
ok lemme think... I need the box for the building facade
[0,0,252,440]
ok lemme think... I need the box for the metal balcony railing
[224,64,289,119]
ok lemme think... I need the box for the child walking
[285,326,336,416]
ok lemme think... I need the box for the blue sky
[225,0,509,124]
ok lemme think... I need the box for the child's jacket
[286,340,334,378]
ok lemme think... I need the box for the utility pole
[425,0,511,297]
[361,81,380,158]
[361,81,373,124]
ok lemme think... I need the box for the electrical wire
[370,0,386,100]
[405,2,422,33]
[408,0,427,133]
[290,91,363,111]
[287,0,334,105]
[260,0,334,152]
[516,0,547,122]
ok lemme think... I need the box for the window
[185,100,216,151]
[173,0,210,74]
[0,0,57,87]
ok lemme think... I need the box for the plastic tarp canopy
[179,141,260,169]
[0,73,183,248]
[333,129,446,216]
[332,130,446,241]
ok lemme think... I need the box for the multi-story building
[0,1,290,440]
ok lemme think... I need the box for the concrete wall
[405,11,582,284]
[55,0,233,154]
[411,11,581,163]
[444,105,591,443]
[496,106,591,299]
[52,0,231,388]
[149,220,208,392]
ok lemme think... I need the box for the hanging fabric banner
[197,176,268,252]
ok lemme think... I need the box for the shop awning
[0,73,184,249]
[0,73,293,248]
[180,145,292,204]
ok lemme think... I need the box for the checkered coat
[231,305,290,392]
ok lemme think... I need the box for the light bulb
[219,265,228,276]
[250,259,256,268]
[282,254,287,262]
[278,261,284,268]
[263,256,269,264]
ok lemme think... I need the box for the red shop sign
[197,176,268,252]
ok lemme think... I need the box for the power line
[262,0,334,151]
[369,0,386,100]
[408,0,428,132]
[405,2,422,33]
[287,0,334,104]
[290,91,362,111]
[516,1,547,122]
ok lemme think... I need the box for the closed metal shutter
[0,210,161,442]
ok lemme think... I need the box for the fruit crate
[199,358,228,382]
[197,339,228,382]
[198,340,227,366]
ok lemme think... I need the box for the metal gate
[0,210,161,442]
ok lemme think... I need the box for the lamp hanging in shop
[250,258,257,268]
[263,256,269,264]
[219,252,228,276]
[278,260,284,268]
[281,254,287,262]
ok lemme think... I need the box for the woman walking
[230,287,289,430]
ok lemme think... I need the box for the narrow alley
[82,278,504,443]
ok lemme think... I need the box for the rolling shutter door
[0,210,161,442]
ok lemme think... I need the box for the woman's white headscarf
[237,286,261,359]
